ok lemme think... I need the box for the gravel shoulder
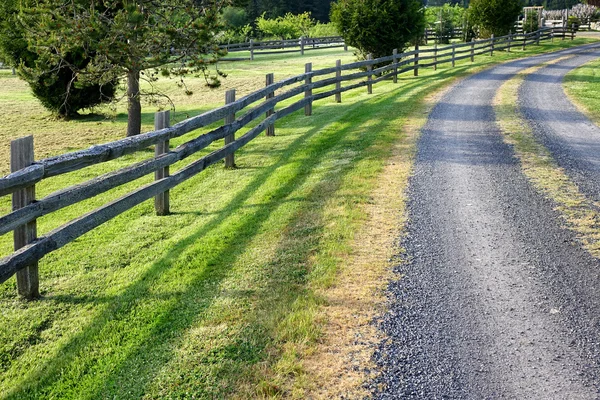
[371,43,600,399]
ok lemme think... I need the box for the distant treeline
[235,0,333,23]
[234,0,588,24]
[425,0,583,9]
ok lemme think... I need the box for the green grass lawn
[563,56,600,125]
[0,37,597,399]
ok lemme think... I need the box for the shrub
[330,0,425,60]
[255,12,314,40]
[426,4,466,44]
[0,0,117,118]
[309,22,339,38]
[523,10,540,33]
[468,0,523,38]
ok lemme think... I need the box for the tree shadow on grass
[3,71,458,399]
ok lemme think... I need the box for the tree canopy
[21,0,226,136]
[0,0,118,118]
[331,0,425,60]
[468,0,523,37]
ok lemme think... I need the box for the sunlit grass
[0,37,597,399]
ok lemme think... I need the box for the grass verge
[563,56,600,126]
[0,38,598,399]
[494,59,600,258]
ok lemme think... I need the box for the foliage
[425,4,466,43]
[568,15,581,29]
[245,0,332,24]
[21,0,226,137]
[218,25,253,44]
[308,22,339,37]
[222,6,249,29]
[523,9,540,33]
[0,0,117,118]
[331,0,426,60]
[468,0,523,38]
[255,12,315,39]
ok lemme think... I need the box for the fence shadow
[2,78,424,398]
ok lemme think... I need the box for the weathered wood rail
[220,28,466,61]
[0,28,565,298]
[220,36,347,61]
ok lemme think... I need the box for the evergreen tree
[331,0,425,59]
[0,0,117,118]
[22,0,226,137]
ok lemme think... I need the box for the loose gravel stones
[370,43,600,399]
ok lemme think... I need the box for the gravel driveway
[370,43,600,399]
[519,48,600,200]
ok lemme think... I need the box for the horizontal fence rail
[0,27,568,298]
[220,36,348,60]
[220,28,467,60]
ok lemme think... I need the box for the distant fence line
[0,27,571,299]
[220,29,467,61]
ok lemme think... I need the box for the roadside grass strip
[564,56,600,127]
[0,38,598,399]
[494,59,600,257]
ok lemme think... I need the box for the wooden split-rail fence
[0,27,568,298]
[219,28,466,61]
[220,36,347,61]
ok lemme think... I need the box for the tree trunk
[127,69,142,137]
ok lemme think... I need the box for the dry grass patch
[298,83,456,399]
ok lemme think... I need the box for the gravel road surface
[371,43,600,399]
[519,47,600,200]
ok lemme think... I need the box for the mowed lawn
[564,55,600,125]
[0,38,597,399]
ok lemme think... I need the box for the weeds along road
[370,43,600,399]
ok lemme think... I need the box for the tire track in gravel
[370,43,600,399]
[519,48,600,201]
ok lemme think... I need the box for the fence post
[508,31,512,52]
[571,24,575,40]
[11,136,39,299]
[522,32,527,50]
[305,63,312,116]
[300,36,305,55]
[468,39,474,62]
[490,34,495,56]
[452,43,456,67]
[414,43,419,77]
[367,54,373,94]
[250,39,254,61]
[224,89,236,168]
[335,60,342,103]
[344,41,348,52]
[11,67,16,75]
[265,73,275,136]
[392,48,398,84]
[536,29,541,45]
[433,44,437,71]
[154,111,170,216]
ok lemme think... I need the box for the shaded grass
[563,56,600,126]
[0,37,598,399]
